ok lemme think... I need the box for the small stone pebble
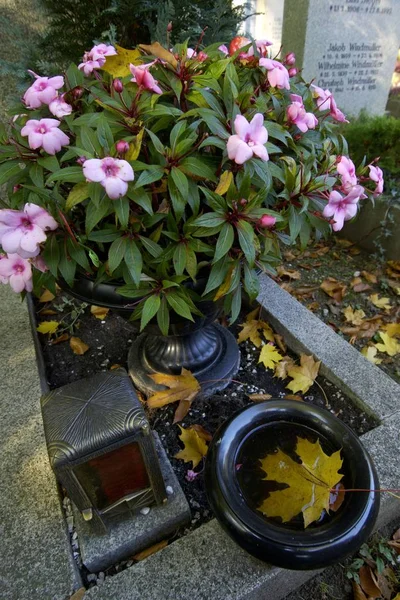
[353,271,360,277]
[166,486,173,495]
[140,507,151,515]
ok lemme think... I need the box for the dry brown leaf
[49,333,70,345]
[90,305,110,320]
[139,42,178,67]
[277,266,301,280]
[69,588,86,600]
[39,308,58,316]
[376,568,396,600]
[393,527,400,540]
[283,394,303,401]
[273,333,287,353]
[340,316,382,340]
[343,306,366,326]
[248,393,273,402]
[39,289,55,303]
[369,294,392,311]
[307,301,320,312]
[353,283,371,293]
[352,581,368,600]
[293,284,319,298]
[173,400,192,424]
[70,336,89,355]
[386,260,400,279]
[147,369,200,415]
[174,425,209,468]
[297,263,313,270]
[335,238,353,247]
[314,245,330,255]
[274,356,296,380]
[349,246,361,255]
[190,424,212,441]
[133,540,168,561]
[284,250,297,260]
[320,278,347,302]
[359,565,382,599]
[361,271,378,284]
[286,354,321,394]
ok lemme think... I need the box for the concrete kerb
[80,276,400,600]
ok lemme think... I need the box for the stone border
[23,276,400,600]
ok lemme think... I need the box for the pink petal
[28,131,43,150]
[41,132,60,155]
[103,177,128,199]
[25,204,58,230]
[48,76,64,89]
[249,113,268,144]
[115,160,134,182]
[252,144,269,162]
[41,118,61,128]
[0,258,13,277]
[83,159,105,182]
[234,115,251,140]
[332,209,345,232]
[259,58,273,69]
[233,141,253,165]
[344,203,358,220]
[0,209,24,227]
[21,120,40,136]
[38,86,58,105]
[1,229,23,254]
[19,225,46,253]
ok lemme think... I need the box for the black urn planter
[205,400,380,570]
[58,276,240,398]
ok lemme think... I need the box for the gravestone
[246,0,285,53]
[282,0,400,115]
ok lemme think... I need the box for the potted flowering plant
[0,36,383,395]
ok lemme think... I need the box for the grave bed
[27,274,400,600]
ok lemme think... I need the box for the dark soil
[36,293,378,535]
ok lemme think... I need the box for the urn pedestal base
[128,323,240,398]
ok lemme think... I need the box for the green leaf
[0,160,24,185]
[140,294,160,330]
[85,198,111,233]
[168,174,186,221]
[230,285,242,324]
[157,297,170,335]
[88,228,120,242]
[97,115,114,153]
[146,129,165,154]
[135,167,164,188]
[108,237,128,272]
[288,205,302,242]
[47,166,85,183]
[166,291,194,321]
[244,263,259,301]
[139,235,163,257]
[237,219,256,266]
[191,213,226,228]
[114,197,130,228]
[67,239,91,272]
[80,126,102,156]
[66,182,90,210]
[173,243,187,276]
[29,163,44,187]
[58,252,76,286]
[37,155,60,172]
[125,239,142,286]
[169,121,186,151]
[42,234,60,277]
[203,257,229,295]
[179,157,217,182]
[66,63,84,88]
[265,122,290,145]
[127,188,153,214]
[214,223,234,262]
[171,167,189,197]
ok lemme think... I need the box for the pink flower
[23,72,64,109]
[186,48,197,59]
[259,58,290,90]
[0,203,58,258]
[185,469,199,482]
[218,44,229,55]
[90,44,117,61]
[369,165,384,196]
[286,94,318,133]
[21,118,70,155]
[322,186,365,231]
[337,156,357,192]
[78,44,116,76]
[129,63,162,94]
[312,85,348,123]
[254,39,273,57]
[49,95,72,118]
[227,113,269,165]
[83,157,134,200]
[259,214,276,228]
[0,254,33,293]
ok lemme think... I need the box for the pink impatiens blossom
[254,39,273,57]
[286,94,318,133]
[129,63,162,94]
[186,48,197,59]
[312,85,348,123]
[0,254,33,292]
[259,214,276,228]
[90,43,117,61]
[78,44,117,76]
[21,118,70,155]
[369,165,384,196]
[322,185,365,231]
[23,72,64,109]
[49,95,73,118]
[337,156,357,192]
[83,157,134,200]
[0,203,58,258]
[259,58,290,90]
[185,469,199,482]
[218,44,229,55]
[227,113,269,165]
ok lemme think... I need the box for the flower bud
[71,86,84,99]
[13,185,22,193]
[197,51,208,62]
[239,198,247,206]
[288,67,298,77]
[113,79,123,93]
[285,52,296,65]
[116,140,130,155]
[76,156,87,166]
[167,21,173,32]
[259,214,276,228]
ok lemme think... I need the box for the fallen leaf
[248,393,273,402]
[133,540,168,561]
[361,346,382,365]
[329,482,345,512]
[283,394,303,401]
[101,44,142,77]
[393,527,400,540]
[110,363,123,370]
[39,289,55,303]
[49,333,70,345]
[274,355,296,380]
[339,316,382,340]
[147,368,200,420]
[273,333,286,353]
[258,437,343,527]
[284,250,297,260]
[237,310,274,347]
[386,260,400,279]
[374,332,400,357]
[90,305,110,320]
[215,170,233,195]
[361,270,378,284]
[320,278,347,302]
[139,42,178,68]
[69,588,86,600]
[343,306,366,326]
[286,354,321,394]
[37,321,59,335]
[359,565,382,599]
[297,263,313,270]
[369,294,391,311]
[190,424,212,442]
[377,568,396,600]
[39,309,58,315]
[349,246,361,255]
[277,266,301,280]
[352,582,368,600]
[353,283,371,293]
[307,301,320,312]
[174,425,209,468]
[351,276,363,287]
[388,540,400,555]
[258,344,284,370]
[383,323,400,338]
[70,336,89,355]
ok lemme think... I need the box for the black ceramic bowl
[205,400,380,570]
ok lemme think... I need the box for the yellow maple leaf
[37,321,59,335]
[147,368,200,409]
[374,332,400,357]
[101,45,142,78]
[369,294,391,311]
[215,171,233,195]
[70,336,89,355]
[361,346,382,365]
[286,354,321,394]
[258,344,284,370]
[139,42,178,68]
[342,306,366,326]
[383,323,400,338]
[237,309,274,347]
[90,305,110,320]
[39,289,55,303]
[258,437,343,528]
[174,425,209,468]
